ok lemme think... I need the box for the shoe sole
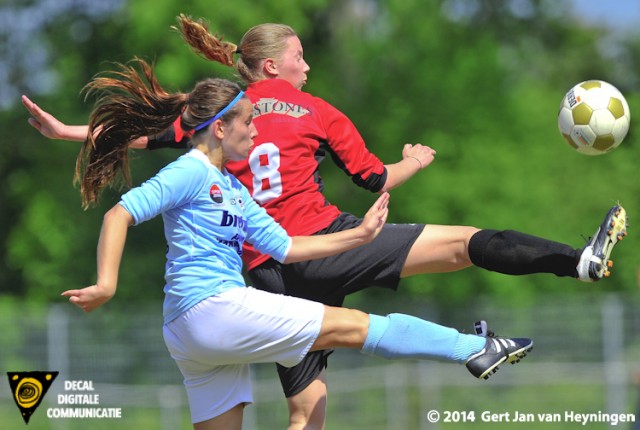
[592,206,628,279]
[478,341,534,380]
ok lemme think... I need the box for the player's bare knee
[314,307,369,349]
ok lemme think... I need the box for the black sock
[468,229,581,277]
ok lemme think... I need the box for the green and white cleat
[577,205,628,282]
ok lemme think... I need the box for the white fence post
[47,304,70,430]
[385,362,408,430]
[419,362,440,430]
[602,294,626,416]
[159,385,184,430]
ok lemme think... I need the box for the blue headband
[193,91,245,132]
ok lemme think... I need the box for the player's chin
[245,144,254,158]
[231,149,252,161]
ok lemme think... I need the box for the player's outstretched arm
[22,95,149,148]
[382,143,437,191]
[22,95,89,142]
[285,192,389,263]
[61,204,133,312]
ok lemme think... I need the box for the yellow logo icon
[7,371,59,424]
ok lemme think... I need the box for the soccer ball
[558,80,630,155]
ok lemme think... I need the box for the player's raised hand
[22,95,68,139]
[403,143,436,170]
[359,191,389,241]
[22,95,89,142]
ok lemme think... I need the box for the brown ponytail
[174,14,297,84]
[173,14,238,67]
[75,58,186,209]
[75,57,245,210]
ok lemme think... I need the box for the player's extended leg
[286,371,327,430]
[314,306,532,379]
[401,205,627,281]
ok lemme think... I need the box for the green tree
[1,0,638,308]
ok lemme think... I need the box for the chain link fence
[1,293,639,429]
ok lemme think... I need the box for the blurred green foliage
[1,0,639,309]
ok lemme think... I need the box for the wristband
[408,156,423,169]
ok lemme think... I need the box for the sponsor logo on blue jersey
[209,184,223,204]
[217,210,247,256]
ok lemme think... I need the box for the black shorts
[248,212,425,397]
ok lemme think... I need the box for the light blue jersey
[119,149,292,324]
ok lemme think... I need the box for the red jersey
[224,79,386,269]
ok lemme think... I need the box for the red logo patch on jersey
[209,184,223,204]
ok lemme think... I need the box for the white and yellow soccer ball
[558,80,630,155]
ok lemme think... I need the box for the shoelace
[473,320,494,337]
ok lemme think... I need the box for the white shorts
[162,287,324,423]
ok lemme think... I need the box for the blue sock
[361,313,486,363]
